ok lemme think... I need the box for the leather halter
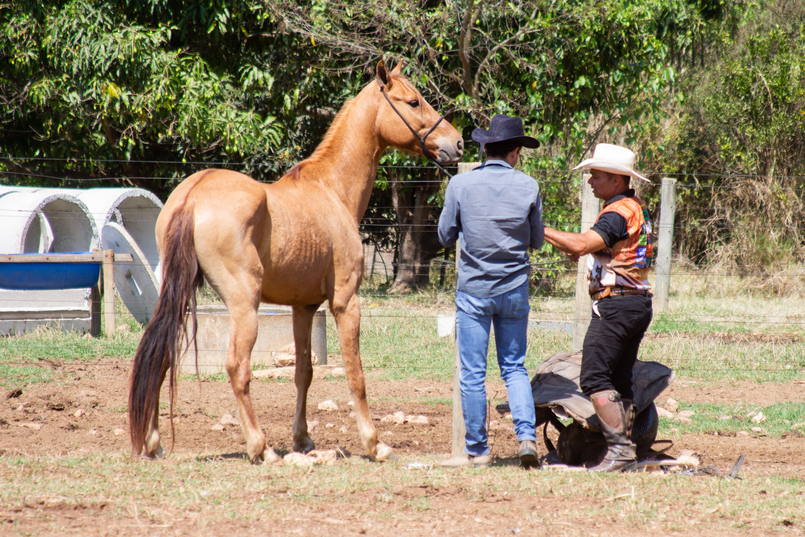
[376,79,453,177]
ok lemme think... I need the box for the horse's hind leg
[331,293,394,461]
[224,302,279,464]
[291,305,319,453]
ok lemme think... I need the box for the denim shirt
[438,160,544,298]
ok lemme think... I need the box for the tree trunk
[388,168,445,293]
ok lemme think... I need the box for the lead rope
[376,79,453,178]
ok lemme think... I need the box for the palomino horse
[128,60,464,463]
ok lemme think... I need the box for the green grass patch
[658,401,805,437]
[0,363,54,387]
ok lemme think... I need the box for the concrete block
[0,288,91,335]
[179,305,327,374]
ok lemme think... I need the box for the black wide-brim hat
[471,114,540,150]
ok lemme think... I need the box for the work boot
[587,390,636,473]
[438,453,492,468]
[518,440,541,469]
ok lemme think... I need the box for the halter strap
[376,79,453,178]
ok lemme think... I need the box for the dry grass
[1,451,803,536]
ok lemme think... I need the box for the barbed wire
[3,159,805,186]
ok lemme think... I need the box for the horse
[128,60,464,463]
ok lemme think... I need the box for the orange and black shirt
[588,190,653,295]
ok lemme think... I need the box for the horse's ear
[391,60,404,76]
[377,60,391,87]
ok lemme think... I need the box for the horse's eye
[408,99,420,108]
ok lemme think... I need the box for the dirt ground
[2,360,805,536]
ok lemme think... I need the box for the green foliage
[660,2,805,273]
[275,0,713,163]
[0,0,288,195]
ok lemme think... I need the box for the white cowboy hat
[572,143,649,182]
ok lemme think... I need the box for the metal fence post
[655,177,677,312]
[572,174,600,352]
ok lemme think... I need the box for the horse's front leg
[331,293,394,461]
[291,305,318,453]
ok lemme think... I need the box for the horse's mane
[282,73,409,181]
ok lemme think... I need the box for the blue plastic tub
[0,253,101,290]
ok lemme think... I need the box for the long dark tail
[129,203,203,456]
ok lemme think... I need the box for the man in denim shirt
[437,114,544,468]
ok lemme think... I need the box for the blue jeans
[455,283,537,457]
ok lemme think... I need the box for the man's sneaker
[438,453,492,468]
[519,440,540,469]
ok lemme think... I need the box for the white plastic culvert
[0,189,98,254]
[0,186,163,334]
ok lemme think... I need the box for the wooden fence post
[102,249,115,335]
[451,238,465,457]
[451,162,480,457]
[90,249,102,338]
[572,174,600,352]
[655,177,677,312]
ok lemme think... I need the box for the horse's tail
[128,202,203,456]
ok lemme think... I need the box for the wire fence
[2,159,805,378]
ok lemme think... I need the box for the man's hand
[544,226,606,258]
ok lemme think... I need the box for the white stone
[220,413,240,426]
[656,407,674,419]
[271,342,319,367]
[330,367,346,377]
[283,450,337,467]
[308,420,319,432]
[325,423,335,428]
[18,422,42,430]
[737,430,750,437]
[339,426,348,434]
[74,409,84,418]
[673,416,692,425]
[318,400,339,412]
[677,410,695,419]
[348,412,356,419]
[407,415,429,425]
[211,423,225,431]
[751,427,763,433]
[665,398,679,412]
[113,428,126,436]
[381,411,405,425]
[751,412,766,424]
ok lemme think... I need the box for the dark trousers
[580,294,653,399]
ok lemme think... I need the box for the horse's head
[375,60,464,166]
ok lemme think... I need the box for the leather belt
[591,287,652,300]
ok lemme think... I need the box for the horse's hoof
[142,445,164,460]
[258,447,281,465]
[293,436,315,454]
[375,442,395,462]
